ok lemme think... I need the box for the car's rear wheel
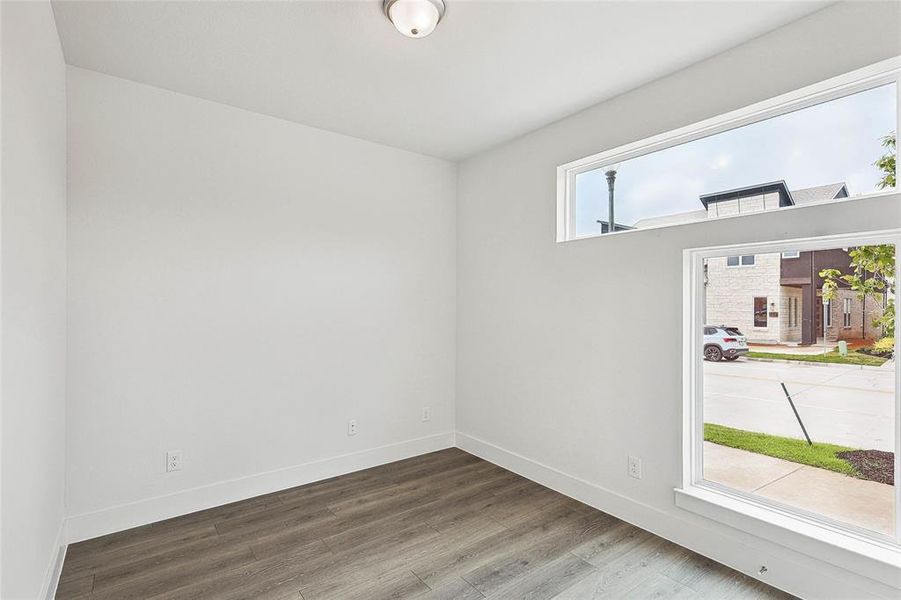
[704,345,723,362]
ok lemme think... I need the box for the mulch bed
[836,450,895,486]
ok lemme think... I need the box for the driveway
[703,359,895,451]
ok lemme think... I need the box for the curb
[743,356,884,370]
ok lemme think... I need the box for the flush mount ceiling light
[384,0,446,39]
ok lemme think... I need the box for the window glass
[741,255,755,266]
[569,83,896,239]
[701,242,896,537]
[753,297,768,327]
[726,256,740,267]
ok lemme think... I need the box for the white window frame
[825,299,833,328]
[678,229,901,584]
[782,250,801,259]
[844,298,853,328]
[556,57,901,243]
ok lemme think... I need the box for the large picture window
[681,231,900,564]
[557,59,899,242]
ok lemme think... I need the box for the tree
[820,245,895,337]
[819,134,898,337]
[875,132,896,190]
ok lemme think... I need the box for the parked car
[703,325,749,362]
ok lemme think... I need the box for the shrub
[861,336,895,357]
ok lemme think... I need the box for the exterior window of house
[558,60,898,242]
[682,233,900,562]
[782,250,800,258]
[753,297,768,327]
[727,255,755,267]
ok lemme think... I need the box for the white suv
[703,326,749,362]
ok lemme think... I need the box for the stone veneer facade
[705,253,788,344]
[705,253,885,344]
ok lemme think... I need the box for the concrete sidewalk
[703,442,893,535]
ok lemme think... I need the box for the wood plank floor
[57,448,794,600]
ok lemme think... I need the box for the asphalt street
[704,358,895,451]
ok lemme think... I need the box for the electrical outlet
[167,450,183,472]
[628,455,642,479]
[347,419,358,436]
[421,407,431,422]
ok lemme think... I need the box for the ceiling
[52,1,829,160]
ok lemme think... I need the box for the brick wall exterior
[822,289,886,342]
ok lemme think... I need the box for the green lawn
[703,423,860,477]
[746,350,887,367]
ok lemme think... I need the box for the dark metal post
[605,169,617,233]
[780,382,812,445]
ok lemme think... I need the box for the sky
[574,83,897,236]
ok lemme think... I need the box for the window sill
[674,485,901,588]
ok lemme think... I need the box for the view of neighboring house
[638,180,886,345]
[705,248,885,345]
[779,247,886,344]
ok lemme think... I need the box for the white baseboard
[39,520,67,600]
[456,432,900,600]
[66,432,454,543]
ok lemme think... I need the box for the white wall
[0,1,68,598]
[66,68,456,539]
[456,2,901,599]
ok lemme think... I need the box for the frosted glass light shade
[384,0,445,39]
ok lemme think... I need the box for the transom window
[557,59,898,242]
